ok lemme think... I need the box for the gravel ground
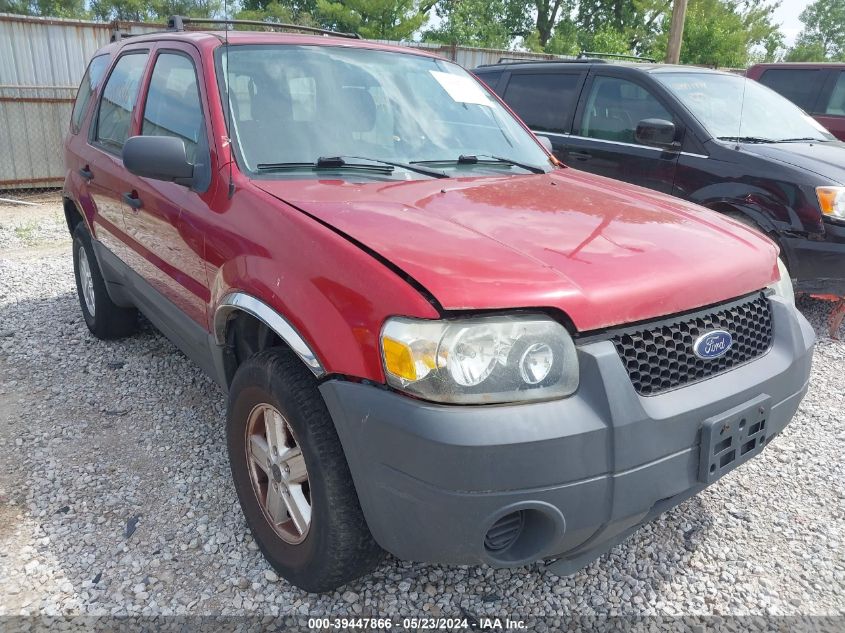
[0,198,843,624]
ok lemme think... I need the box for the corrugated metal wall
[0,13,163,188]
[0,13,558,189]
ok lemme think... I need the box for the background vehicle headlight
[768,257,795,305]
[816,186,845,220]
[381,314,578,404]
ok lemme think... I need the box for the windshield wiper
[412,154,546,174]
[340,155,449,179]
[256,156,448,179]
[774,137,829,143]
[256,157,393,175]
[716,136,777,144]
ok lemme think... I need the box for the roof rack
[578,51,656,62]
[166,15,361,39]
[476,57,603,68]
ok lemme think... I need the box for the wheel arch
[63,195,88,235]
[214,292,326,386]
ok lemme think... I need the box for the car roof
[748,62,845,71]
[97,30,445,61]
[474,61,737,77]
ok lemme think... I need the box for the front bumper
[319,298,814,572]
[785,220,845,296]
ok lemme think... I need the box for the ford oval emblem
[693,330,733,360]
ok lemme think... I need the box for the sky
[774,0,810,46]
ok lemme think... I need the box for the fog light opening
[484,511,525,552]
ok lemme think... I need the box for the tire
[227,348,383,592]
[72,223,138,339]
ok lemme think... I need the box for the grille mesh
[611,293,773,396]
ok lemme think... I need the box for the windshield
[655,72,834,143]
[216,45,551,179]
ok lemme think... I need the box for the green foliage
[4,0,87,18]
[88,0,219,21]
[647,0,781,67]
[423,0,532,48]
[787,0,845,61]
[581,23,632,54]
[315,0,434,39]
[239,0,315,20]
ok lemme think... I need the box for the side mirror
[635,118,678,149]
[123,136,194,186]
[537,135,554,153]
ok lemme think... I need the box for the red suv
[63,18,814,592]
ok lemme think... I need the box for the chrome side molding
[213,292,325,377]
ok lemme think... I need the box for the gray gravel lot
[0,199,843,621]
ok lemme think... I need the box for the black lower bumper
[319,298,814,572]
[785,220,845,296]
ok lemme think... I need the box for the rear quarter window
[758,68,826,112]
[476,70,504,94]
[70,54,111,134]
[502,72,581,134]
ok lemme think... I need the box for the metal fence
[0,13,163,193]
[0,12,560,193]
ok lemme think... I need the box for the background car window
[476,70,503,93]
[581,76,672,144]
[657,72,832,142]
[96,52,148,150]
[825,72,845,116]
[142,53,205,163]
[71,54,110,134]
[758,69,824,112]
[503,73,580,134]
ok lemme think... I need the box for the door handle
[568,150,591,161]
[122,191,142,210]
[79,165,93,180]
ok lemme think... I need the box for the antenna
[223,0,235,198]
[735,76,748,150]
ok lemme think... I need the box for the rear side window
[71,55,110,134]
[580,76,672,144]
[503,73,580,134]
[142,52,210,190]
[825,72,845,116]
[758,69,825,112]
[95,52,149,151]
[476,70,503,93]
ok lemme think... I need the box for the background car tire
[227,348,383,592]
[72,223,138,339]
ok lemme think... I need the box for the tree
[89,0,219,21]
[648,0,782,67]
[424,0,532,48]
[238,0,316,21]
[535,0,573,47]
[315,0,434,39]
[788,0,845,60]
[4,0,87,17]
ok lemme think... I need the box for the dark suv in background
[476,60,845,317]
[747,63,845,141]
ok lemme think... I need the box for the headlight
[816,186,845,220]
[768,257,795,305]
[380,314,578,404]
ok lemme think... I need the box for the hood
[735,139,845,185]
[253,170,779,332]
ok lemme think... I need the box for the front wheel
[227,348,383,592]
